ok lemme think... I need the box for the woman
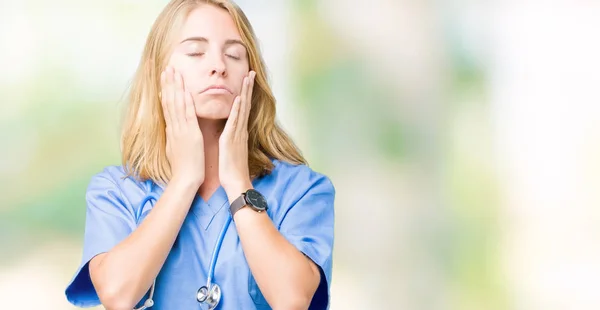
[64,1,335,309]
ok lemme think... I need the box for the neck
[198,118,226,187]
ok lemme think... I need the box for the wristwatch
[229,189,268,217]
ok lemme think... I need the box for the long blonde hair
[120,0,306,185]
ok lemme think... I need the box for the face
[167,4,250,119]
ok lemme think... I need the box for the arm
[89,177,199,310]
[226,183,322,310]
[218,71,333,309]
[91,67,205,310]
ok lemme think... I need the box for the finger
[240,76,249,106]
[239,71,255,134]
[236,76,249,135]
[184,91,198,126]
[165,66,178,130]
[223,96,241,136]
[174,69,185,130]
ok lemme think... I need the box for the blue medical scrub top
[64,159,335,309]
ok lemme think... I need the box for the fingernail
[251,71,256,79]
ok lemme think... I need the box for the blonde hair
[120,0,306,185]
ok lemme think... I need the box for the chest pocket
[248,274,271,309]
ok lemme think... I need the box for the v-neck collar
[190,185,228,230]
[146,181,229,230]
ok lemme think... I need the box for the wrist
[224,180,253,203]
[229,187,268,219]
[171,174,203,190]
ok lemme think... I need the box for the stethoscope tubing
[207,214,232,286]
[136,180,230,309]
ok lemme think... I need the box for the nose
[209,53,227,77]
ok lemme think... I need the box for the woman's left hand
[219,71,256,200]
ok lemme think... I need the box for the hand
[160,66,205,186]
[219,71,255,198]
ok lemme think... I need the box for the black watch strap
[229,193,247,217]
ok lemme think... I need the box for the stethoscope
[134,181,232,310]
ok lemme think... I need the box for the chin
[194,99,232,120]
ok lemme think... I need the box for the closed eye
[225,54,240,60]
[187,52,205,57]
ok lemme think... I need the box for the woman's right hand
[160,66,205,186]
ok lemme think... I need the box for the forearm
[227,184,321,310]
[91,177,200,309]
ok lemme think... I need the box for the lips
[200,84,233,94]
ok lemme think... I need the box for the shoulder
[263,160,336,229]
[268,159,335,192]
[85,165,148,205]
[87,165,129,191]
[260,159,336,210]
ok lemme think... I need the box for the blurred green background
[2,1,600,309]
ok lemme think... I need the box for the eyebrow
[180,36,246,49]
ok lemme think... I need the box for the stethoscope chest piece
[197,284,221,309]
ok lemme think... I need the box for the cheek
[167,55,202,91]
[167,53,184,71]
[179,70,201,92]
[231,70,250,95]
[227,59,250,95]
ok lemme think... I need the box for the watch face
[245,189,268,211]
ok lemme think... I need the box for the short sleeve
[65,170,137,307]
[279,172,335,310]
